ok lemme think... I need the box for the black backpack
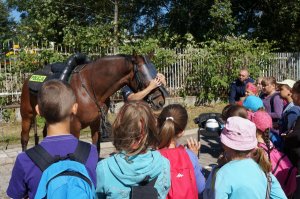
[131,176,158,199]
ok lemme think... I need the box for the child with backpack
[261,77,284,124]
[251,110,297,197]
[214,116,287,199]
[7,80,98,199]
[96,101,170,199]
[284,80,300,198]
[261,77,284,149]
[156,104,205,198]
[277,79,300,135]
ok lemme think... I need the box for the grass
[0,103,226,146]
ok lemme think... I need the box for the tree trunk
[114,0,119,52]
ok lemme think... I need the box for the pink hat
[221,116,257,151]
[246,83,258,95]
[250,111,272,132]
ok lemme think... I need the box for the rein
[77,64,110,152]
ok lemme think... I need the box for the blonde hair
[112,101,159,155]
[157,104,188,149]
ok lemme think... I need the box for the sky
[10,9,21,22]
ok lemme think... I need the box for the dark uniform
[121,86,133,101]
[229,78,254,104]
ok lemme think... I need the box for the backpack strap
[270,93,280,113]
[26,141,91,171]
[69,141,91,164]
[26,145,55,172]
[265,173,272,199]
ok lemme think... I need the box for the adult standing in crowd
[229,68,254,104]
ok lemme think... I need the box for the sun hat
[243,95,264,112]
[250,110,272,132]
[220,116,257,151]
[277,79,296,89]
[246,82,258,95]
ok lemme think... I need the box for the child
[214,117,286,198]
[284,80,300,198]
[203,105,248,199]
[256,77,265,98]
[7,80,98,199]
[156,104,205,198]
[277,79,300,134]
[261,77,284,124]
[251,110,297,197]
[96,101,170,199]
[245,82,258,96]
[221,104,248,121]
[242,95,264,120]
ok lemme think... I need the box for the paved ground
[0,128,221,198]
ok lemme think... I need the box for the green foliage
[183,36,275,104]
[119,38,176,69]
[36,116,45,128]
[1,108,15,122]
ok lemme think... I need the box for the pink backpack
[159,146,198,199]
[258,142,297,196]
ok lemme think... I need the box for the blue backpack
[26,141,95,199]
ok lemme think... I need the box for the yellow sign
[29,75,47,82]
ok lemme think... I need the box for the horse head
[128,54,169,110]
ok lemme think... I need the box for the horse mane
[93,54,132,64]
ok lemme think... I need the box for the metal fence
[1,46,300,105]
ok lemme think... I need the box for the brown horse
[20,54,166,153]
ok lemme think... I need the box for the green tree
[206,0,237,40]
[0,1,14,41]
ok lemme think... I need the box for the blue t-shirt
[215,158,286,199]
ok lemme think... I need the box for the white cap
[277,79,296,88]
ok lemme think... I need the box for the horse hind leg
[21,116,33,151]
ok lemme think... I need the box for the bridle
[131,56,165,109]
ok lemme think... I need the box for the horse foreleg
[70,116,82,139]
[90,119,100,155]
[21,117,32,151]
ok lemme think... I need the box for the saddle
[28,53,90,93]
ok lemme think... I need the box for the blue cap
[243,96,264,112]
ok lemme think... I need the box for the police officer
[121,73,166,101]
[229,68,254,104]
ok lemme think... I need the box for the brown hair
[262,76,276,86]
[280,84,292,91]
[37,80,76,124]
[292,80,300,94]
[157,104,188,149]
[112,101,158,155]
[222,105,248,121]
[231,148,272,173]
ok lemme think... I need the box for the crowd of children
[6,75,300,198]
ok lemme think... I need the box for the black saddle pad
[28,63,66,93]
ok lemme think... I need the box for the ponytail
[262,128,271,160]
[158,119,175,149]
[251,148,272,173]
